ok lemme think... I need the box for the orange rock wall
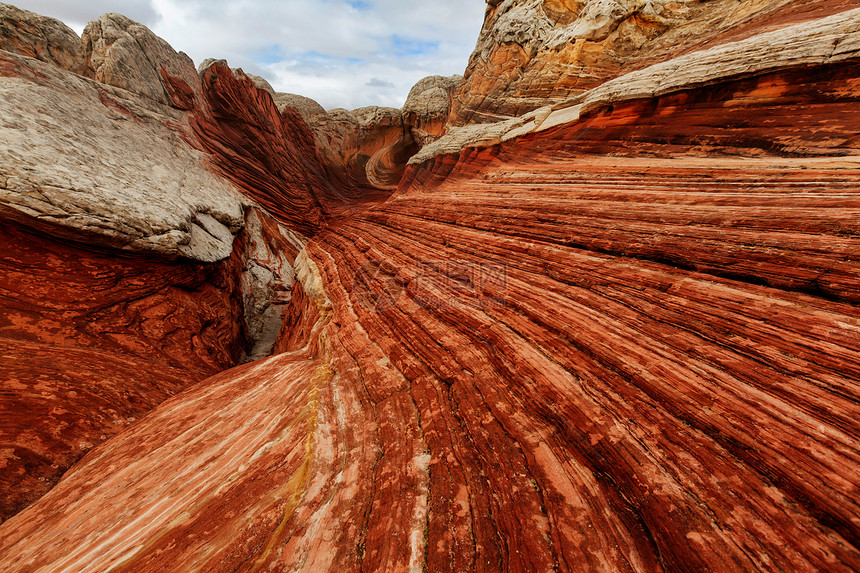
[183,63,389,235]
[450,0,860,124]
[1,44,858,571]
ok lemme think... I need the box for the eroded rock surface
[266,74,460,191]
[0,222,248,522]
[188,60,355,233]
[0,1,859,571]
[0,6,319,522]
[82,12,201,108]
[450,0,860,124]
[417,6,860,164]
[0,46,247,262]
[305,105,416,190]
[402,74,462,147]
[0,204,307,523]
[239,209,306,361]
[0,3,84,74]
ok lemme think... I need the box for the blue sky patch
[253,44,284,65]
[391,35,439,57]
[346,0,372,11]
[366,77,395,88]
[289,51,365,68]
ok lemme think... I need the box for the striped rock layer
[0,2,859,572]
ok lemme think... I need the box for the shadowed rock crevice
[0,206,307,523]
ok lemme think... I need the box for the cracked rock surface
[0,50,247,262]
[0,1,859,571]
[450,0,860,124]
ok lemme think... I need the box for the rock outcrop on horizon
[0,1,859,571]
[402,74,462,147]
[277,74,462,190]
[450,0,860,124]
[0,4,84,74]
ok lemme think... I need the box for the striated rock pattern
[0,222,246,522]
[450,0,860,124]
[0,6,315,523]
[186,60,357,233]
[0,204,307,524]
[415,7,860,164]
[3,145,859,568]
[306,105,417,190]
[1,1,860,571]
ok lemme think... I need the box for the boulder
[0,3,85,74]
[402,74,461,146]
[82,12,200,108]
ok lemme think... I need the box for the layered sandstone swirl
[1,1,859,571]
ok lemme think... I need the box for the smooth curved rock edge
[0,206,307,523]
[414,7,860,165]
[0,10,250,262]
[0,1,858,571]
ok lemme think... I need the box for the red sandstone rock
[0,205,307,523]
[0,1,859,571]
[187,60,385,234]
[269,75,460,191]
[0,7,337,522]
[0,222,247,522]
[450,0,860,125]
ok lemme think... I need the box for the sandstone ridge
[451,0,860,124]
[0,2,859,572]
[414,6,860,165]
[256,71,463,190]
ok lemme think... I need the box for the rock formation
[278,74,461,191]
[307,105,416,190]
[1,1,859,571]
[0,5,308,522]
[418,6,860,164]
[450,0,860,124]
[0,3,84,74]
[402,74,462,147]
[0,16,244,261]
[82,12,202,108]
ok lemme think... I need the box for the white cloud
[13,0,159,32]
[10,0,486,110]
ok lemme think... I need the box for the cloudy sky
[13,0,487,110]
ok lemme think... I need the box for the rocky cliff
[450,0,860,124]
[0,1,858,572]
